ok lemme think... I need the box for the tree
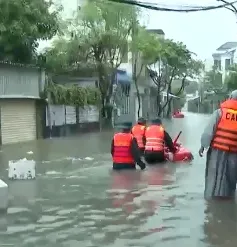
[225,64,237,91]
[204,66,223,90]
[171,88,186,110]
[185,81,198,94]
[165,58,203,116]
[69,0,138,119]
[41,38,97,77]
[131,27,162,118]
[147,38,203,117]
[0,0,61,63]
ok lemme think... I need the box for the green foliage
[162,40,191,72]
[172,87,184,96]
[225,64,237,91]
[204,66,222,89]
[78,0,137,53]
[42,38,97,76]
[185,81,198,94]
[0,0,61,63]
[146,37,204,80]
[170,87,186,109]
[184,59,204,78]
[163,41,204,79]
[44,82,101,107]
[43,0,138,102]
[79,0,138,98]
[131,27,162,65]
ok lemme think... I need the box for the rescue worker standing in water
[111,122,146,170]
[144,118,176,164]
[131,118,146,155]
[199,90,237,199]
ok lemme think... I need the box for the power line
[217,0,237,13]
[134,1,229,9]
[107,0,237,12]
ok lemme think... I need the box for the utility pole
[217,0,237,21]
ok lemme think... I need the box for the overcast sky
[38,0,237,60]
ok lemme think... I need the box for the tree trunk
[134,78,141,119]
[157,86,162,117]
[166,98,172,118]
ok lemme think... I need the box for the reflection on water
[0,113,236,246]
[203,201,237,247]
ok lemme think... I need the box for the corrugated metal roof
[0,60,41,69]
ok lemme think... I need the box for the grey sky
[38,0,237,60]
[145,0,237,59]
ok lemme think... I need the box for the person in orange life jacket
[111,122,146,170]
[144,118,176,164]
[131,117,147,154]
[199,90,237,199]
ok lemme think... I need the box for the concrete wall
[187,94,227,113]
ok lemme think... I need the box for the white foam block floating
[8,158,36,180]
[0,180,8,210]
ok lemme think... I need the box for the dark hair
[138,117,146,124]
[151,118,162,125]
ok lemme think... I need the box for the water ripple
[1,117,235,246]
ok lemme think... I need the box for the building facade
[0,62,45,145]
[212,41,237,83]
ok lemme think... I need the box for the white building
[212,42,237,83]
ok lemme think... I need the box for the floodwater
[0,112,236,247]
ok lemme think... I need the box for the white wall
[212,53,234,83]
[46,104,99,126]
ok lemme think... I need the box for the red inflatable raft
[172,112,184,118]
[165,143,193,162]
[165,131,193,162]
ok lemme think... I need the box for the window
[214,59,221,70]
[225,59,231,70]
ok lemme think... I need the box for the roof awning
[115,69,132,85]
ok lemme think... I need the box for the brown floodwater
[0,112,236,247]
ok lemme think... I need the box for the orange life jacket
[211,99,237,152]
[112,133,135,164]
[131,124,146,148]
[145,125,165,151]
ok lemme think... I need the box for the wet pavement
[0,112,236,247]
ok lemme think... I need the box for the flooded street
[0,113,236,247]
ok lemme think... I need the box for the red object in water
[165,143,193,162]
[173,112,184,118]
